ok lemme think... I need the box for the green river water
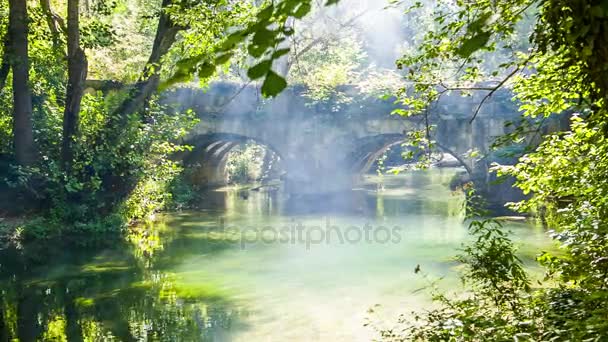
[0,169,551,341]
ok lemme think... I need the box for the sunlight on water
[0,169,552,341]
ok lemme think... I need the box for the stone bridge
[164,82,520,193]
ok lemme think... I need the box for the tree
[39,0,65,51]
[62,0,88,166]
[8,0,35,165]
[112,0,183,122]
[0,0,347,236]
[165,0,343,97]
[375,0,608,339]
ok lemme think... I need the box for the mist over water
[0,171,551,341]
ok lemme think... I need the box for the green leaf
[220,32,246,51]
[198,62,216,79]
[325,0,340,5]
[468,12,491,33]
[261,70,287,97]
[283,27,295,36]
[293,3,311,18]
[247,60,272,80]
[253,28,275,46]
[257,4,274,21]
[247,43,267,58]
[175,55,205,71]
[456,32,491,58]
[214,52,233,65]
[272,48,290,59]
[160,70,192,91]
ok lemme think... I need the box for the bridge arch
[346,134,407,175]
[345,133,473,176]
[182,133,284,187]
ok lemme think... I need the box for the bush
[165,169,205,210]
[375,118,608,341]
[2,94,198,240]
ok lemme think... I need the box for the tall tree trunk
[8,0,35,166]
[97,0,182,200]
[112,0,181,121]
[62,0,87,167]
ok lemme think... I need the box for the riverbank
[0,167,528,249]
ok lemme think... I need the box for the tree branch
[469,66,521,123]
[285,10,367,75]
[39,0,66,51]
[111,0,184,122]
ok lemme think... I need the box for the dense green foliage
[2,0,383,240]
[0,0,272,238]
[367,0,608,340]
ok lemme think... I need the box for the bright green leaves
[256,4,274,22]
[233,1,317,96]
[245,58,285,97]
[81,20,116,49]
[161,50,235,91]
[252,28,275,48]
[79,1,118,49]
[536,0,608,101]
[214,52,233,65]
[394,0,534,126]
[387,0,608,340]
[220,32,248,51]
[272,48,290,59]
[245,57,287,97]
[467,12,493,33]
[161,55,208,90]
[164,0,341,98]
[159,1,254,91]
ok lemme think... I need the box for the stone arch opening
[346,134,408,175]
[182,133,284,187]
[347,134,473,176]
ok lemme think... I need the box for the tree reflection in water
[0,217,242,342]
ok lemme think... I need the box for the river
[0,169,550,341]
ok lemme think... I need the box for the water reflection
[0,229,239,341]
[0,169,548,341]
